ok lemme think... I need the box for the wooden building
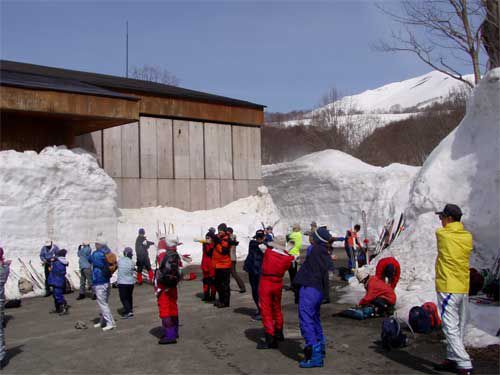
[0,60,265,210]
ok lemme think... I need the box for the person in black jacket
[243,230,265,320]
[293,226,332,368]
[135,228,155,285]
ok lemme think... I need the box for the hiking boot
[76,294,86,300]
[275,329,285,342]
[299,343,324,368]
[434,360,458,372]
[59,304,70,316]
[456,369,473,375]
[102,325,115,332]
[158,337,177,345]
[257,333,278,349]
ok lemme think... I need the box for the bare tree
[481,0,500,68]
[374,1,487,88]
[131,64,180,86]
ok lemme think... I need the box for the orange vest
[212,234,231,269]
[347,230,359,247]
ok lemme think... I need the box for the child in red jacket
[356,267,396,316]
[195,232,217,302]
[375,257,401,289]
[256,242,294,350]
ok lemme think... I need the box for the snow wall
[339,68,500,347]
[0,147,118,298]
[262,149,419,239]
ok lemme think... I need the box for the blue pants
[53,286,65,305]
[299,286,324,347]
[345,246,355,269]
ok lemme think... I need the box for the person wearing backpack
[213,223,232,308]
[155,235,182,345]
[243,230,266,320]
[117,247,135,319]
[433,204,473,374]
[77,241,94,300]
[293,227,332,368]
[256,242,294,350]
[356,267,396,316]
[90,238,116,331]
[135,228,155,285]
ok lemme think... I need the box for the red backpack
[422,302,441,329]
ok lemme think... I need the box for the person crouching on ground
[243,230,266,320]
[227,227,246,293]
[77,241,94,300]
[256,242,294,350]
[375,256,401,289]
[48,249,70,315]
[355,267,396,316]
[117,247,135,319]
[195,231,217,302]
[433,204,473,375]
[212,223,232,308]
[155,235,182,344]
[90,238,116,331]
[293,227,332,368]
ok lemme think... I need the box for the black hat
[217,223,227,232]
[435,204,463,221]
[57,249,67,257]
[254,230,265,239]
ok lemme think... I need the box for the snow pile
[341,68,500,347]
[0,147,118,299]
[117,186,280,265]
[263,150,419,239]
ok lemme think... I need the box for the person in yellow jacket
[286,224,303,303]
[433,204,473,375]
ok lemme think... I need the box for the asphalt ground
[2,253,499,374]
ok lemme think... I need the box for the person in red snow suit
[256,242,295,350]
[155,235,182,345]
[356,267,396,316]
[375,257,401,289]
[198,232,217,302]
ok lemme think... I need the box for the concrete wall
[76,116,262,210]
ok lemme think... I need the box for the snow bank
[117,186,280,265]
[342,68,500,347]
[263,149,419,239]
[0,147,118,299]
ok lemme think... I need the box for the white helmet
[356,267,370,283]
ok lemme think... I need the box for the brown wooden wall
[75,116,262,210]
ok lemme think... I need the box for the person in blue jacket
[90,238,116,331]
[39,240,59,297]
[293,226,332,368]
[243,230,266,320]
[48,249,69,315]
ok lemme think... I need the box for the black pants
[44,263,51,294]
[288,261,299,303]
[118,284,134,314]
[215,268,231,306]
[247,272,260,312]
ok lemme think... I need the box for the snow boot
[159,317,177,345]
[275,329,285,342]
[256,333,278,349]
[50,302,61,314]
[76,294,86,300]
[136,272,143,285]
[433,360,457,372]
[299,343,324,368]
[59,303,69,316]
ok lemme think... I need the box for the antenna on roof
[126,21,129,78]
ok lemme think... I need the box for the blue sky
[0,1,472,112]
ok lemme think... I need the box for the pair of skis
[373,213,406,257]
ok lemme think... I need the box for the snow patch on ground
[0,147,118,299]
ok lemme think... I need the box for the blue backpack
[381,317,408,349]
[409,306,432,334]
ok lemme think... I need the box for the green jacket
[288,231,303,257]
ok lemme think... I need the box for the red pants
[202,270,216,295]
[157,287,178,318]
[259,276,284,336]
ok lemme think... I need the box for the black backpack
[381,317,408,349]
[409,306,432,334]
[157,250,181,288]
